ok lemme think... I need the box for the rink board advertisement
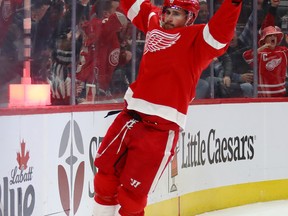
[0,102,288,215]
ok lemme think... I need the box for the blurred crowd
[0,0,287,106]
[194,0,288,99]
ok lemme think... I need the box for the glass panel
[195,0,288,99]
[195,0,254,99]
[1,0,287,108]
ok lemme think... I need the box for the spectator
[110,21,133,96]
[239,0,281,48]
[199,31,253,98]
[197,51,233,98]
[196,0,244,99]
[223,0,281,98]
[204,53,234,98]
[48,0,89,105]
[243,26,288,97]
[30,0,65,83]
[76,0,128,102]
[225,29,253,97]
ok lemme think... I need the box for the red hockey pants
[94,109,179,215]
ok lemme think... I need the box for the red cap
[259,26,284,46]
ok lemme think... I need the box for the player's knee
[118,186,147,216]
[94,171,120,205]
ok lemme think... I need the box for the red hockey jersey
[76,13,123,90]
[243,47,288,97]
[121,0,241,129]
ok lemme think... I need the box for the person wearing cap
[243,26,288,97]
[92,0,242,215]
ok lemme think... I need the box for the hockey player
[93,0,243,215]
[243,26,288,97]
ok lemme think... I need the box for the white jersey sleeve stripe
[148,12,156,23]
[259,82,287,88]
[203,24,227,50]
[127,0,145,22]
[258,88,286,94]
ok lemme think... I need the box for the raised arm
[195,0,242,68]
[120,0,159,33]
[207,0,242,46]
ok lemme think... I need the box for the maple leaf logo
[17,140,30,170]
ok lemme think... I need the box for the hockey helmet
[258,26,283,46]
[162,0,200,26]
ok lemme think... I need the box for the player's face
[162,7,188,29]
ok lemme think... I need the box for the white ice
[197,200,288,216]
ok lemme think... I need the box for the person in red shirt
[76,0,128,101]
[243,26,288,97]
[92,0,242,215]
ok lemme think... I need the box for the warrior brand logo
[130,178,141,188]
[169,129,256,192]
[0,140,35,216]
[144,29,180,55]
[58,120,85,216]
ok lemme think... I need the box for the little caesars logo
[0,140,35,216]
[179,129,256,168]
[169,129,256,192]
